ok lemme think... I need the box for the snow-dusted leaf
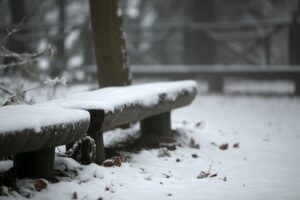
[34,179,48,191]
[197,171,209,179]
[233,143,240,148]
[103,159,114,167]
[72,191,78,199]
[189,138,200,149]
[158,147,171,157]
[219,143,229,150]
[191,154,199,158]
[113,156,122,167]
[43,76,67,87]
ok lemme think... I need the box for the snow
[43,76,67,87]
[1,81,300,199]
[0,105,90,134]
[1,91,300,199]
[42,80,197,113]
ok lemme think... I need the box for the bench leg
[208,78,223,93]
[140,111,173,147]
[91,131,105,165]
[14,148,55,180]
[295,80,300,96]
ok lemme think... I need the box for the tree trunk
[56,0,66,75]
[50,0,66,77]
[183,0,215,64]
[89,0,130,87]
[289,1,300,65]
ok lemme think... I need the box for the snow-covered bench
[0,106,90,180]
[0,80,196,180]
[46,80,197,165]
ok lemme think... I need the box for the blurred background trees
[0,0,299,83]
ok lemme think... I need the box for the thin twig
[0,84,31,105]
[0,45,48,59]
[0,85,13,95]
[0,18,25,45]
[0,57,39,70]
[207,163,212,174]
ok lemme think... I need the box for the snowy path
[173,95,300,200]
[1,94,300,200]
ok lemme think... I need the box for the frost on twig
[43,76,67,87]
[0,84,33,106]
[0,19,66,107]
[0,46,51,71]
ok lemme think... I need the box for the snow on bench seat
[0,105,90,180]
[0,105,90,157]
[44,80,197,131]
[43,80,197,164]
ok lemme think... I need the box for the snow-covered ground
[1,82,300,200]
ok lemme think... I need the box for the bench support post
[140,111,173,147]
[208,78,223,93]
[295,80,300,96]
[93,131,105,165]
[14,148,55,180]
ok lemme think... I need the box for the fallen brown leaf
[197,171,210,179]
[72,192,78,199]
[113,157,122,167]
[195,121,203,128]
[211,142,218,147]
[233,143,240,148]
[196,163,218,179]
[219,143,229,150]
[103,159,114,167]
[189,138,200,149]
[158,147,171,157]
[191,154,199,158]
[34,179,48,191]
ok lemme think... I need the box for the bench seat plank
[43,80,197,164]
[44,80,197,131]
[0,105,90,157]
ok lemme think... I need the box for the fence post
[289,2,300,96]
[183,0,215,64]
[295,80,300,95]
[208,78,223,93]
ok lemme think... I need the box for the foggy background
[0,0,299,86]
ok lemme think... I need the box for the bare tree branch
[0,18,25,45]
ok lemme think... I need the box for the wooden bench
[131,65,300,95]
[44,80,197,165]
[0,80,197,179]
[0,105,90,180]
